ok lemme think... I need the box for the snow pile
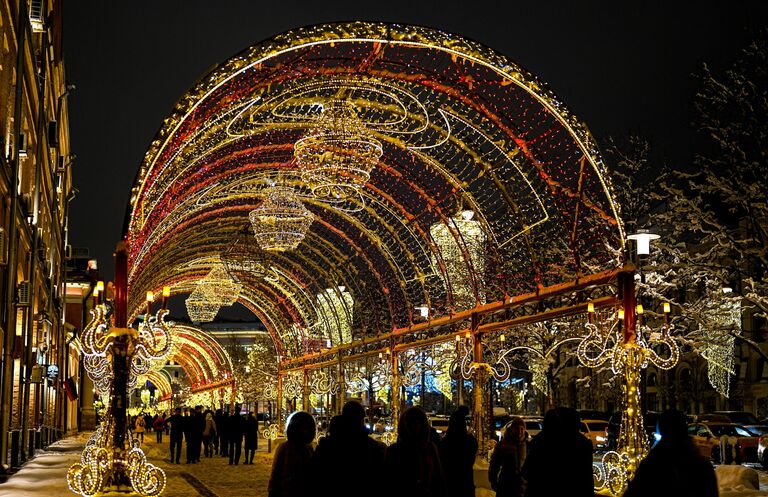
[716,465,768,497]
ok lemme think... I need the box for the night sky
[63,1,768,282]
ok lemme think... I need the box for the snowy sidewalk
[0,432,276,497]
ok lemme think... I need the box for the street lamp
[627,229,660,256]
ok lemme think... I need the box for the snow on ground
[0,431,276,497]
[0,431,91,497]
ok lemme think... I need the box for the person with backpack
[153,412,166,443]
[135,413,146,443]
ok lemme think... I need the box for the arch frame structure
[123,22,656,495]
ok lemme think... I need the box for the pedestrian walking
[228,405,245,465]
[441,407,478,497]
[153,413,166,443]
[184,408,196,463]
[219,410,230,457]
[192,405,205,462]
[384,406,446,497]
[523,407,593,497]
[244,411,259,464]
[134,414,146,443]
[488,416,526,497]
[168,407,184,464]
[313,400,386,497]
[269,411,315,497]
[213,409,223,455]
[203,410,218,458]
[624,409,717,497]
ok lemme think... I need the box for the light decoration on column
[698,286,740,397]
[294,99,383,200]
[430,209,487,311]
[580,302,678,496]
[69,287,171,497]
[249,186,314,251]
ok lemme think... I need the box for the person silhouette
[624,409,717,497]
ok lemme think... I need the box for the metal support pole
[617,271,647,476]
[470,313,489,457]
[276,371,283,430]
[390,351,400,431]
[336,357,345,414]
[302,368,309,413]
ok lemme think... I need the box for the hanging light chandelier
[294,100,382,200]
[185,287,220,323]
[197,264,241,305]
[221,231,269,278]
[249,186,314,251]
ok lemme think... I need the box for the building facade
[0,0,75,470]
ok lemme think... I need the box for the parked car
[688,422,759,463]
[711,411,768,436]
[605,411,665,450]
[581,419,610,450]
[429,416,451,437]
[578,409,610,421]
[493,414,512,440]
[498,416,544,443]
[523,417,544,441]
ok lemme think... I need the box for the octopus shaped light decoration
[249,185,314,251]
[457,331,514,382]
[294,99,383,201]
[580,302,679,496]
[69,288,171,497]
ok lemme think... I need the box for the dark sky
[63,1,768,281]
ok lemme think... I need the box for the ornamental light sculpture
[581,230,680,496]
[294,99,383,200]
[249,185,314,251]
[68,244,170,497]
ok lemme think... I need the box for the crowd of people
[129,403,717,497]
[266,404,718,497]
[129,405,261,465]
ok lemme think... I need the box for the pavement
[0,431,275,497]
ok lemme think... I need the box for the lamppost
[583,229,679,496]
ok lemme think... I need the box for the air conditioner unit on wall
[18,281,30,306]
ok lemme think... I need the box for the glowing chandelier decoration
[249,185,314,251]
[185,287,220,323]
[69,286,171,497]
[221,230,269,278]
[197,264,241,305]
[294,99,383,200]
[581,302,679,497]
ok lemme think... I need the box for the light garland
[698,286,740,397]
[294,99,383,200]
[249,186,314,252]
